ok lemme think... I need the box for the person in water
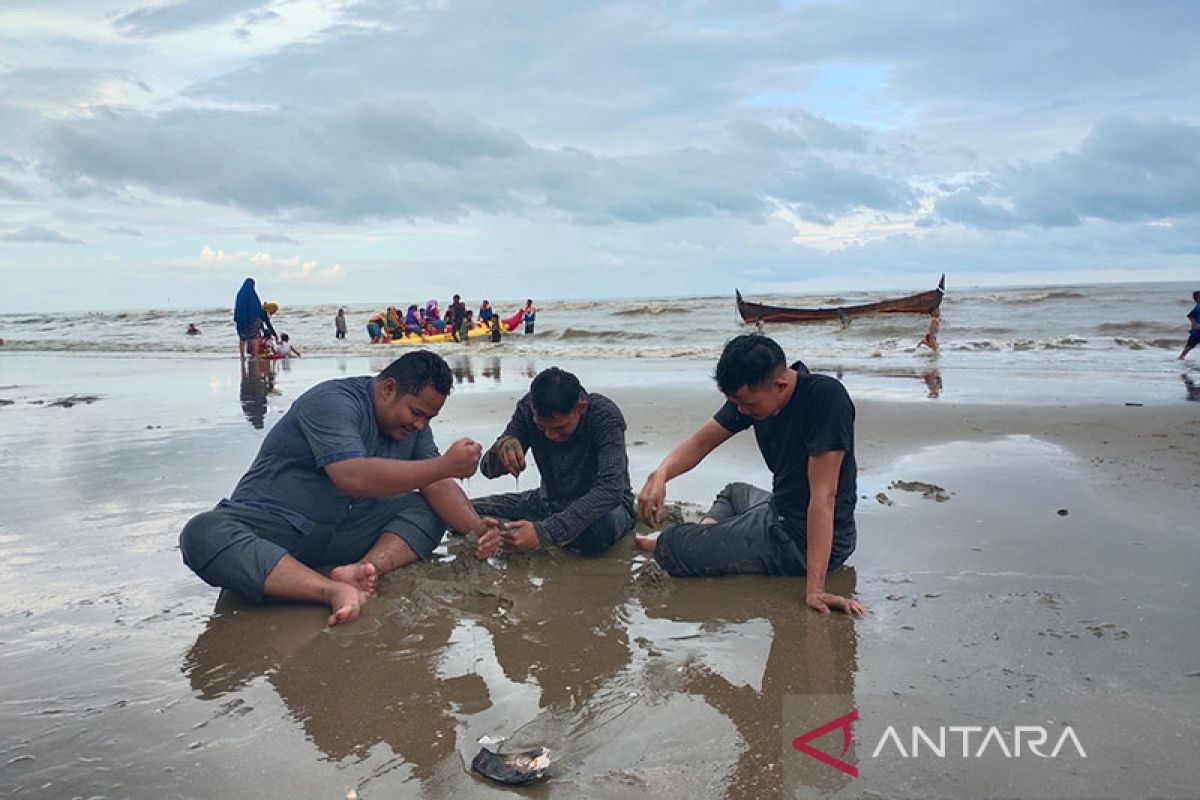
[186,323,201,336]
[233,278,276,359]
[473,367,635,557]
[1178,290,1200,361]
[478,300,495,325]
[447,294,468,342]
[366,312,389,343]
[274,333,302,358]
[178,351,497,626]
[917,308,941,351]
[334,309,347,340]
[523,299,536,334]
[634,335,865,616]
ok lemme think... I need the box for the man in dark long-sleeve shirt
[474,367,635,557]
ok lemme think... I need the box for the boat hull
[736,275,944,323]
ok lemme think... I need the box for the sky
[1,0,1198,312]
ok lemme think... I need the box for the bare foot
[330,562,378,596]
[325,582,370,627]
[634,532,660,553]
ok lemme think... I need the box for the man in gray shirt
[180,351,494,626]
[473,367,635,557]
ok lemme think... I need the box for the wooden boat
[736,275,945,323]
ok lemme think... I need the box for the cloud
[105,225,144,236]
[0,176,29,199]
[2,225,84,244]
[41,103,916,227]
[200,245,343,281]
[729,111,870,153]
[936,118,1200,229]
[255,232,298,244]
[113,0,274,37]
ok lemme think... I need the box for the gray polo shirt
[227,375,439,534]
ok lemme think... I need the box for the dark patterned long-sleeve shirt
[480,392,635,546]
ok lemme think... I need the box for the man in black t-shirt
[635,335,865,616]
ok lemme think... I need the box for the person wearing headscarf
[385,306,404,339]
[425,300,444,333]
[234,278,265,359]
[405,305,422,337]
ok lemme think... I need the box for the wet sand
[1,353,1198,799]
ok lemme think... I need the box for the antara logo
[792,709,859,778]
[792,709,1087,778]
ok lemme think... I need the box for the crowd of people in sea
[361,297,536,344]
[223,277,538,358]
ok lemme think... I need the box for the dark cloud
[2,225,83,244]
[42,103,914,225]
[113,0,273,37]
[937,118,1200,229]
[729,111,869,153]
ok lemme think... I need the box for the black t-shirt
[713,362,857,536]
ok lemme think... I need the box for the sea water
[2,281,1197,404]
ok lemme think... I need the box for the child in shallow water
[917,308,941,351]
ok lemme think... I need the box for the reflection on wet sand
[1182,372,1199,401]
[239,358,277,429]
[639,568,859,799]
[181,542,859,796]
[474,550,632,713]
[922,368,942,398]
[184,590,487,781]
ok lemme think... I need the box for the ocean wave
[1097,321,1179,336]
[1112,337,1177,350]
[950,341,1003,352]
[554,327,642,341]
[612,304,694,317]
[984,290,1087,304]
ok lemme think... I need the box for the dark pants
[524,322,535,334]
[653,482,855,578]
[179,495,445,602]
[472,490,634,555]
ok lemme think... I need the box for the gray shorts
[179,494,445,602]
[653,482,855,578]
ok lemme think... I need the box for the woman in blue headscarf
[234,278,266,359]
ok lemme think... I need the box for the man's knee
[179,510,224,577]
[572,505,634,556]
[383,494,448,560]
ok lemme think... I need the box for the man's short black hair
[1193,290,1200,302]
[377,350,453,396]
[530,367,584,417]
[715,334,786,394]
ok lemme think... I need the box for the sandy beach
[1,351,1198,799]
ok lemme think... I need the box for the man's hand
[496,436,527,477]
[500,520,540,553]
[442,438,482,479]
[636,472,667,526]
[806,589,867,617]
[475,516,502,559]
